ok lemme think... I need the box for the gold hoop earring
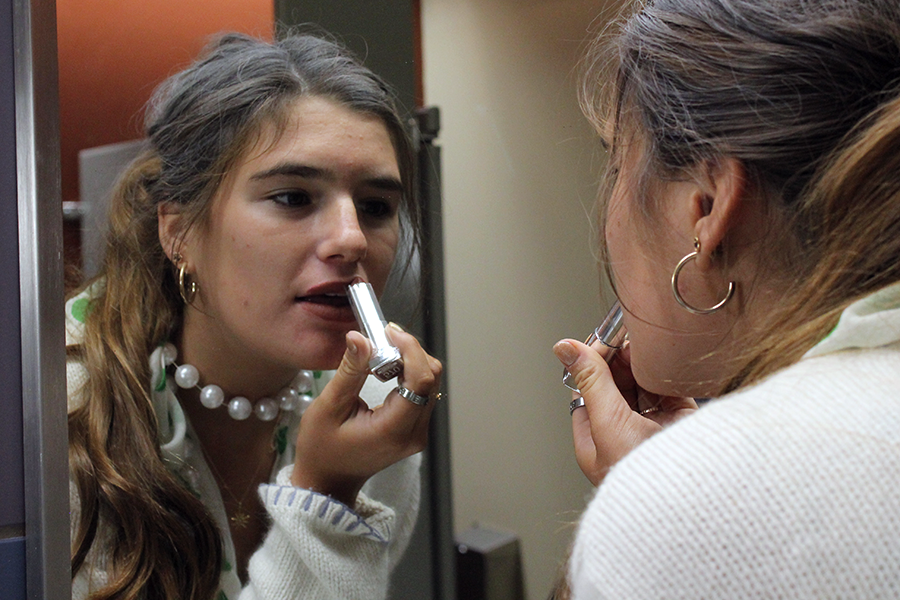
[176,260,199,306]
[671,238,735,315]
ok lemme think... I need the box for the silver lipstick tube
[562,300,626,394]
[347,281,404,382]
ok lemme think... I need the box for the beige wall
[422,1,618,597]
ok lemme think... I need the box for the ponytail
[727,93,900,391]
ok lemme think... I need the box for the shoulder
[67,358,90,413]
[64,280,104,347]
[570,345,900,598]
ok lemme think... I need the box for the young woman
[556,0,900,597]
[66,33,441,600]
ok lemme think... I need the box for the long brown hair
[68,32,418,599]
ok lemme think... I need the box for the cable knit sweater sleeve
[233,376,423,600]
[241,453,420,600]
[569,345,900,600]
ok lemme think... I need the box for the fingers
[380,325,441,437]
[569,395,604,482]
[339,325,441,468]
[318,331,373,417]
[290,325,442,504]
[554,338,656,485]
[387,323,442,398]
[554,338,634,426]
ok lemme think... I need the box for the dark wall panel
[274,0,417,113]
[0,538,26,598]
[0,0,25,535]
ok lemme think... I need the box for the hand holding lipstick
[554,304,697,486]
[291,324,441,506]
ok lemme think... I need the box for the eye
[268,189,312,208]
[358,197,399,220]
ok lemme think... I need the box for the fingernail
[385,322,404,345]
[553,341,579,366]
[346,334,358,355]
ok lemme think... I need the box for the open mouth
[296,293,351,307]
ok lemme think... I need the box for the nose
[317,198,367,263]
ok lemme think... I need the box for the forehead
[203,96,402,218]
[237,95,399,174]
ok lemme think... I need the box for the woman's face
[182,95,402,375]
[604,137,738,397]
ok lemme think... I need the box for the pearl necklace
[161,343,316,421]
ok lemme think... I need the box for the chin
[311,354,344,371]
[303,336,347,371]
[295,346,345,371]
[280,332,348,372]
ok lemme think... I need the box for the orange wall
[57,0,274,205]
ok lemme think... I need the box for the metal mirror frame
[15,0,70,597]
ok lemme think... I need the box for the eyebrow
[250,162,403,192]
[250,163,327,181]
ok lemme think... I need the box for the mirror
[57,1,452,598]
[55,0,615,598]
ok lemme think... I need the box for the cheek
[605,196,641,295]
[367,227,400,290]
[605,208,625,266]
[200,227,286,301]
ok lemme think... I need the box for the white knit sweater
[65,285,421,600]
[570,282,900,599]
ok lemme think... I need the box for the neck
[179,308,300,401]
[179,383,280,451]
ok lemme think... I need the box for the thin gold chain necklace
[200,439,276,529]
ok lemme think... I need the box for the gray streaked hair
[584,0,900,209]
[578,0,900,393]
[145,31,417,239]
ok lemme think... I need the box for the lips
[295,281,358,322]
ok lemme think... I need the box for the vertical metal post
[14,0,70,597]
[0,0,26,596]
[416,106,457,600]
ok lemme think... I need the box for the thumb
[320,331,372,415]
[554,338,634,431]
[554,339,612,402]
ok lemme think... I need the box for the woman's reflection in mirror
[66,32,441,600]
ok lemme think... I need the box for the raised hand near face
[554,338,697,486]
[292,325,441,506]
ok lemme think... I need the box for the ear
[158,202,187,264]
[691,157,746,272]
